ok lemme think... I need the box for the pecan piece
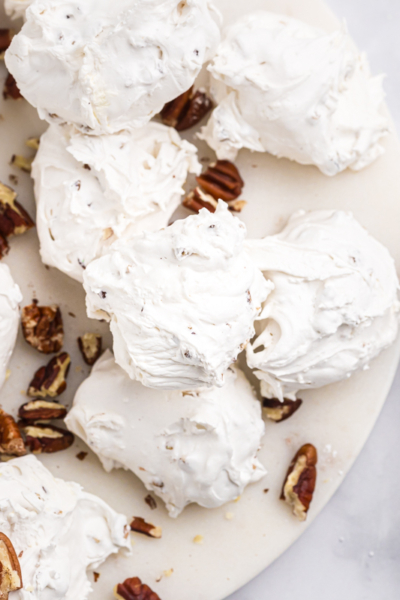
[144,495,157,510]
[184,160,246,214]
[10,155,33,173]
[130,517,162,539]
[18,399,67,422]
[0,182,34,239]
[21,301,63,354]
[20,423,74,454]
[0,532,22,599]
[281,443,318,521]
[0,233,9,259]
[77,333,102,366]
[0,409,26,457]
[263,398,303,422]
[114,577,161,600]
[27,352,71,398]
[3,73,22,100]
[0,29,13,57]
[25,137,40,151]
[161,86,213,131]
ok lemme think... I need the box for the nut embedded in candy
[281,443,318,521]
[2,73,21,100]
[20,423,74,454]
[0,532,23,599]
[262,398,303,422]
[114,577,161,600]
[77,333,102,366]
[184,160,246,214]
[161,86,213,131]
[18,399,67,422]
[0,182,34,239]
[130,517,162,539]
[21,301,64,354]
[0,408,26,456]
[27,352,71,398]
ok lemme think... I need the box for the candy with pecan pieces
[27,352,71,398]
[0,532,23,599]
[21,301,64,354]
[0,29,13,57]
[0,408,26,457]
[184,160,246,214]
[77,333,102,366]
[18,399,67,422]
[161,86,212,131]
[130,517,162,539]
[3,73,22,100]
[0,182,34,240]
[20,423,74,454]
[281,443,318,521]
[114,577,161,600]
[262,398,303,422]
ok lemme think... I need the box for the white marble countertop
[228,1,400,598]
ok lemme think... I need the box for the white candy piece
[246,210,400,400]
[32,122,200,282]
[0,454,130,600]
[200,11,389,176]
[66,350,266,517]
[0,263,22,390]
[5,0,221,135]
[83,202,272,390]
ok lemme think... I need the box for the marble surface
[228,1,400,599]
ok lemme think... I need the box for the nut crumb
[193,535,203,544]
[225,512,234,520]
[263,488,269,494]
[93,572,100,582]
[163,569,173,578]
[144,494,157,510]
[76,451,88,461]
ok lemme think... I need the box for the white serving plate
[1,0,400,599]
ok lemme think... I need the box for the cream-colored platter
[1,0,400,599]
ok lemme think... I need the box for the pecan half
[263,398,303,422]
[114,577,161,600]
[77,333,102,366]
[161,86,212,131]
[0,532,22,599]
[18,399,67,422]
[0,233,9,259]
[0,409,26,457]
[196,160,244,202]
[20,423,74,454]
[184,160,246,214]
[11,155,33,173]
[0,182,34,239]
[281,443,318,521]
[27,352,71,398]
[21,301,63,354]
[3,74,22,100]
[130,517,162,539]
[0,29,13,57]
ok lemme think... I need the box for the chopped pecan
[144,495,157,510]
[18,399,67,422]
[0,182,34,238]
[20,423,74,454]
[0,409,26,457]
[3,74,21,100]
[21,301,63,354]
[0,233,9,259]
[27,352,71,398]
[0,532,22,599]
[130,517,162,539]
[0,29,13,57]
[161,86,213,131]
[77,333,102,366]
[25,137,40,151]
[76,451,88,461]
[281,443,318,521]
[197,160,244,202]
[114,577,161,600]
[263,398,303,422]
[184,160,246,214]
[10,155,33,173]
